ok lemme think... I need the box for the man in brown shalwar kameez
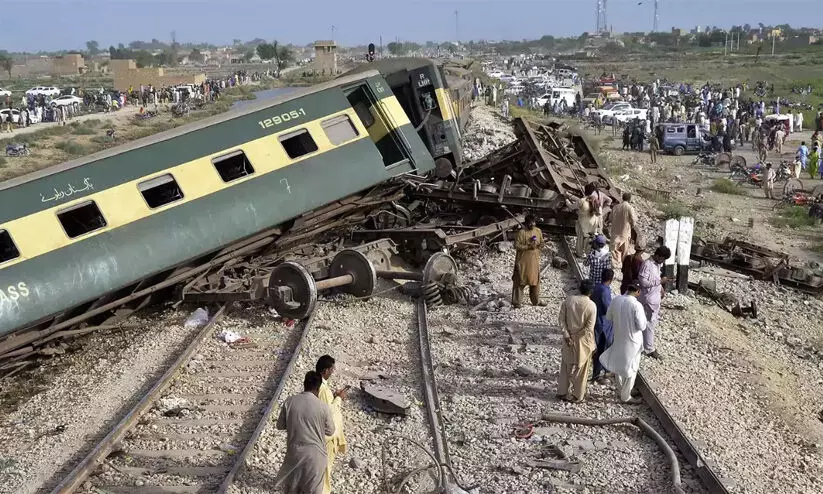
[557,280,597,403]
[274,371,335,494]
[609,192,638,267]
[512,214,547,308]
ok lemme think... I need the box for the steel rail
[216,310,316,492]
[416,299,452,468]
[50,304,229,494]
[558,235,731,494]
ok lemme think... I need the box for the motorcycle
[5,143,29,157]
[691,152,717,168]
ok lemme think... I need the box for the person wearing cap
[609,192,638,267]
[585,234,612,286]
[511,214,546,308]
[620,238,646,294]
[638,246,671,360]
[599,283,647,404]
[557,280,597,403]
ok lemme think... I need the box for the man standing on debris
[638,246,670,360]
[557,280,597,403]
[591,269,614,384]
[274,371,335,494]
[600,283,647,404]
[316,356,347,494]
[609,192,638,267]
[512,214,546,308]
[763,163,777,199]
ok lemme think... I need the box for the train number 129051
[258,108,306,129]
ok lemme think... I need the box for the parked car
[25,86,61,97]
[657,123,712,155]
[0,87,11,97]
[50,95,83,107]
[0,108,20,124]
[536,87,579,110]
[611,108,649,125]
[592,101,632,120]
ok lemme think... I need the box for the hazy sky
[2,0,819,53]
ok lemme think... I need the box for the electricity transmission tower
[653,0,660,32]
[595,0,608,34]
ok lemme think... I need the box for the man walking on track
[274,371,335,494]
[600,284,647,404]
[316,356,348,494]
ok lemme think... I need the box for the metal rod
[316,274,354,290]
[376,270,423,281]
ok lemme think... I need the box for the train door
[345,84,413,171]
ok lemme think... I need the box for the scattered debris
[360,382,411,415]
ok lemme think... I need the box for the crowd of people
[511,185,670,405]
[1,70,272,135]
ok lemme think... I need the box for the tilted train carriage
[0,70,435,346]
[342,58,465,177]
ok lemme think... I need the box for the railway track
[557,235,731,494]
[50,304,314,494]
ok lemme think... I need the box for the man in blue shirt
[591,268,614,383]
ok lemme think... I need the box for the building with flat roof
[313,40,338,75]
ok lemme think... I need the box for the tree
[233,38,242,46]
[188,48,204,63]
[271,41,294,77]
[86,40,100,56]
[257,42,276,61]
[0,52,13,79]
[386,42,403,56]
[243,50,255,62]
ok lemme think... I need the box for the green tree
[257,42,276,60]
[0,52,12,78]
[243,50,255,62]
[386,42,403,56]
[271,41,294,77]
[85,40,100,56]
[134,50,154,68]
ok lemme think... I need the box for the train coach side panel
[0,137,393,333]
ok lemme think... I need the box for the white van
[536,87,579,110]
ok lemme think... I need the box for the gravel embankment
[0,307,205,494]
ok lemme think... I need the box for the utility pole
[724,31,728,56]
[772,31,776,56]
[454,10,459,44]
[379,35,383,58]
[331,25,336,42]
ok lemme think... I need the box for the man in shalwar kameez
[274,371,335,494]
[638,246,671,360]
[316,356,348,494]
[557,280,597,403]
[609,192,638,267]
[512,214,547,308]
[600,284,647,404]
[590,269,614,383]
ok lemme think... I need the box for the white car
[50,95,83,107]
[0,108,19,123]
[611,108,649,125]
[0,88,11,97]
[25,86,61,97]
[593,102,633,121]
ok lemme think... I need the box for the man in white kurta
[599,284,647,404]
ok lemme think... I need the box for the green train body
[0,70,435,337]
[342,57,464,172]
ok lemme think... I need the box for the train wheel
[267,262,317,320]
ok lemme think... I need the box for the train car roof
[342,57,438,77]
[0,69,382,191]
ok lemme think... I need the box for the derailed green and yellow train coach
[0,70,435,337]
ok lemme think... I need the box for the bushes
[657,200,692,220]
[710,178,747,195]
[54,140,87,156]
[769,206,819,229]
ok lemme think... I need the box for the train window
[0,229,20,263]
[138,173,184,209]
[212,150,255,182]
[321,115,359,145]
[279,129,318,159]
[57,200,107,239]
